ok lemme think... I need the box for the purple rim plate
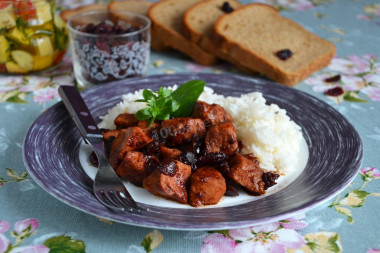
[23,73,363,231]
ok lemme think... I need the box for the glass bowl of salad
[0,0,69,74]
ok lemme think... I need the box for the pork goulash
[95,81,304,207]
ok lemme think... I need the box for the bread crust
[183,0,242,44]
[108,0,170,52]
[214,3,336,86]
[182,0,256,73]
[148,0,218,66]
[60,4,107,22]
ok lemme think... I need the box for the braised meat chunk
[228,153,267,195]
[108,127,152,169]
[102,129,121,141]
[205,122,238,157]
[137,120,161,130]
[100,91,283,207]
[143,160,191,204]
[189,166,226,207]
[160,146,182,160]
[161,118,206,145]
[114,113,139,129]
[102,129,120,158]
[191,100,233,127]
[116,151,149,186]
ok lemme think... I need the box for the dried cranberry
[144,157,160,174]
[159,160,178,176]
[180,152,197,171]
[143,141,161,156]
[262,172,280,190]
[182,136,203,155]
[84,23,96,33]
[225,180,239,197]
[197,152,227,167]
[276,49,293,60]
[325,86,344,97]
[221,2,234,13]
[89,151,98,167]
[324,75,341,83]
[215,160,230,175]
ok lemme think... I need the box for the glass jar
[0,0,69,74]
[67,10,151,88]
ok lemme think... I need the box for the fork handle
[58,85,102,141]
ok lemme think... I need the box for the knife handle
[58,85,102,141]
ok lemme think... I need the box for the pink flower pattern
[0,235,10,253]
[367,249,380,253]
[202,218,307,253]
[304,54,380,102]
[0,219,49,253]
[13,219,39,235]
[360,167,380,180]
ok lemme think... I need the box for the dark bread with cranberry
[182,0,256,73]
[108,0,170,51]
[214,3,336,86]
[148,0,218,66]
[60,4,107,22]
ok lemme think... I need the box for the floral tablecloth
[1,0,380,252]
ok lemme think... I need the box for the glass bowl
[0,0,69,74]
[66,10,151,88]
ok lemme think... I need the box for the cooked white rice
[98,86,303,174]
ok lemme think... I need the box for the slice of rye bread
[214,3,336,86]
[108,0,170,51]
[60,4,107,22]
[148,0,218,66]
[183,0,256,74]
[183,0,242,44]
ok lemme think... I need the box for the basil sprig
[135,80,205,126]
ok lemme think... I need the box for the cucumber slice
[11,50,33,71]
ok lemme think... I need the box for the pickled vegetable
[11,50,33,71]
[0,0,68,74]
[0,35,10,62]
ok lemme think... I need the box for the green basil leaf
[143,89,156,101]
[159,87,172,97]
[135,107,151,120]
[155,96,168,108]
[171,100,180,112]
[157,112,170,120]
[135,99,147,103]
[148,117,155,128]
[171,80,205,117]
